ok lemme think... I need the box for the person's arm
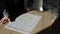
[25,0,34,11]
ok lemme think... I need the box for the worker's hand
[25,7,32,11]
[0,17,10,24]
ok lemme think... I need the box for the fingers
[2,18,9,24]
[0,17,10,25]
[0,20,3,24]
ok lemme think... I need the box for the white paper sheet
[5,13,42,34]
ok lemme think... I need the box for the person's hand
[25,7,32,11]
[0,17,10,24]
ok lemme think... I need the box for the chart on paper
[5,13,42,34]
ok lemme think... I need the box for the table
[0,10,55,34]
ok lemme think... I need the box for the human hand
[0,17,10,24]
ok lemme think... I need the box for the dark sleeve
[0,10,3,20]
[0,0,7,9]
[0,0,7,20]
[25,0,34,8]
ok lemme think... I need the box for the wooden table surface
[0,10,55,34]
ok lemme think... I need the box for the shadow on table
[36,16,60,34]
